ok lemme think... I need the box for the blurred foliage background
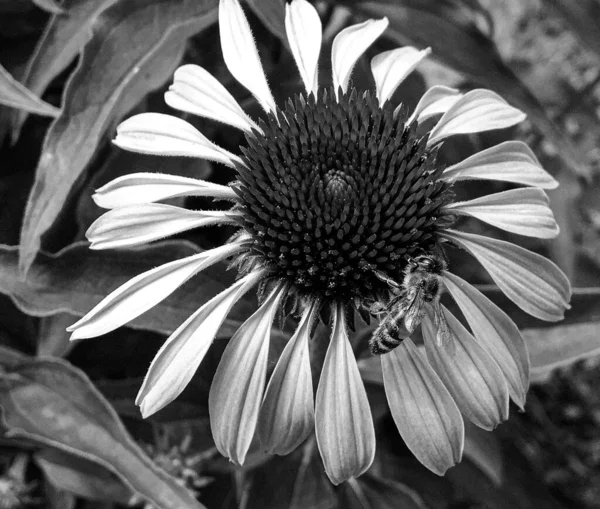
[1,0,600,508]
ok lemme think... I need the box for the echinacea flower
[68,0,571,484]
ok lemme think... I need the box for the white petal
[382,338,464,475]
[442,141,558,189]
[446,188,559,239]
[93,173,237,209]
[137,270,262,417]
[331,17,389,97]
[371,46,431,105]
[315,303,376,485]
[406,85,462,123]
[86,204,238,250]
[427,89,526,146]
[442,229,571,321]
[165,64,259,132]
[113,113,242,167]
[67,242,245,340]
[258,302,317,455]
[285,0,322,96]
[422,308,509,431]
[443,271,529,409]
[209,285,285,464]
[219,0,276,113]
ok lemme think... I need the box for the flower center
[234,88,452,303]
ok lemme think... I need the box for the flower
[68,0,571,484]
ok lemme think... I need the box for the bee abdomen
[369,329,405,355]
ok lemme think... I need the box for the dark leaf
[353,0,589,178]
[0,345,28,369]
[0,358,207,509]
[0,63,59,116]
[18,0,219,275]
[245,0,288,47]
[11,0,120,138]
[525,322,600,381]
[340,474,430,509]
[463,421,503,486]
[0,241,251,337]
[36,448,134,504]
[36,313,76,357]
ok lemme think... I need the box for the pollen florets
[235,88,453,302]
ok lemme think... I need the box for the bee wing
[401,286,426,333]
[432,301,456,356]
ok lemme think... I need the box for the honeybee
[369,253,453,355]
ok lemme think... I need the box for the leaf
[245,0,288,47]
[30,0,65,15]
[0,345,28,369]
[0,358,207,509]
[463,421,503,487]
[18,0,219,276]
[0,63,59,116]
[0,241,252,337]
[37,313,76,357]
[35,448,134,504]
[354,0,589,178]
[11,0,120,139]
[525,322,600,381]
[341,474,430,509]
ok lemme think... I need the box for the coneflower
[68,0,571,484]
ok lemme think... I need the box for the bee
[369,253,453,355]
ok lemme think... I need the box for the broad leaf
[0,358,206,509]
[36,448,134,505]
[245,0,288,47]
[354,0,588,178]
[0,63,59,116]
[463,421,503,487]
[0,241,252,337]
[525,322,600,381]
[19,0,219,275]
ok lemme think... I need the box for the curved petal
[210,285,285,464]
[86,204,239,250]
[382,338,464,475]
[371,46,430,105]
[137,270,263,417]
[445,188,559,239]
[165,64,259,132]
[422,307,509,430]
[93,173,237,209]
[285,0,322,96]
[219,0,276,113]
[405,85,462,123]
[442,141,558,189]
[331,17,388,98]
[113,113,241,167]
[315,303,376,485]
[258,301,317,455]
[427,89,526,146]
[443,271,529,409]
[442,229,571,321]
[67,242,245,340]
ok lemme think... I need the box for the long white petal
[209,285,285,464]
[446,188,559,239]
[443,271,529,409]
[315,303,376,485]
[382,338,464,475]
[86,204,238,250]
[442,141,558,189]
[165,64,259,132]
[422,308,509,431]
[442,229,571,321]
[406,85,462,123]
[67,242,245,340]
[219,0,276,113]
[371,46,430,105]
[137,270,262,417]
[427,89,526,146]
[258,301,317,455]
[113,113,241,167]
[285,0,322,96]
[93,173,237,209]
[331,17,388,98]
